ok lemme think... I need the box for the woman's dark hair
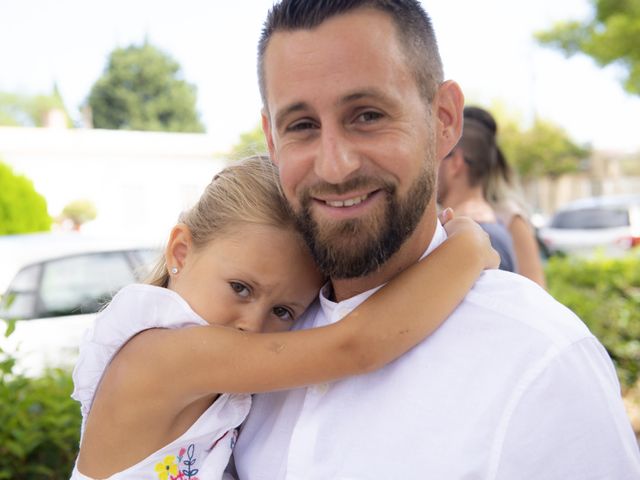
[458,106,512,190]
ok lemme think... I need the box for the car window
[0,264,41,320]
[7,263,41,291]
[0,292,38,320]
[550,208,630,229]
[39,251,137,317]
[130,248,160,280]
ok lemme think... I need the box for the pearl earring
[170,267,179,275]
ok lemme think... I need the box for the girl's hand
[441,209,500,270]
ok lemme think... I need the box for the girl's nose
[234,310,266,333]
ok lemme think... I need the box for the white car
[538,194,640,257]
[0,232,160,376]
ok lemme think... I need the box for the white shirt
[234,223,640,480]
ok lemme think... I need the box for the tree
[228,123,267,160]
[536,0,640,95]
[498,117,590,181]
[0,161,51,234]
[60,199,97,231]
[87,42,204,133]
[490,107,591,212]
[0,85,71,127]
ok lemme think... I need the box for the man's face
[261,9,439,278]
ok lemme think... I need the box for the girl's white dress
[70,284,251,480]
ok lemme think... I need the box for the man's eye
[230,282,250,298]
[356,111,383,123]
[287,119,317,132]
[273,306,294,321]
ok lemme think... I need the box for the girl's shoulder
[71,284,208,420]
[102,284,208,331]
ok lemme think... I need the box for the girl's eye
[230,281,250,298]
[272,305,294,322]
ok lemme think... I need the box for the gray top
[479,222,518,273]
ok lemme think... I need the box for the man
[437,108,518,272]
[234,1,640,478]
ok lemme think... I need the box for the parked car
[538,194,640,257]
[0,232,161,376]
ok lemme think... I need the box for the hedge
[546,250,640,389]
[0,347,80,479]
[0,161,51,235]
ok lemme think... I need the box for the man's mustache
[302,177,395,198]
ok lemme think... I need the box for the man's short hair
[257,0,444,109]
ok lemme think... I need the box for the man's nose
[314,124,361,184]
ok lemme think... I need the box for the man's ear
[165,223,192,272]
[261,109,277,164]
[434,80,464,161]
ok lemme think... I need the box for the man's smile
[323,193,370,208]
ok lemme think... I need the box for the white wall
[0,127,228,245]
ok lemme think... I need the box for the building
[0,126,228,244]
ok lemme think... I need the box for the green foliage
[61,199,97,228]
[228,122,267,160]
[536,0,640,95]
[498,118,590,180]
[546,251,640,388]
[0,322,80,479]
[0,369,80,479]
[482,102,590,180]
[88,42,205,133]
[0,161,51,234]
[0,86,71,127]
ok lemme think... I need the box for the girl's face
[167,223,324,333]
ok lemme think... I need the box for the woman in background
[465,106,547,288]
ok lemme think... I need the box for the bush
[0,161,51,234]
[0,366,80,479]
[546,251,640,389]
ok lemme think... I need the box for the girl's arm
[116,216,498,400]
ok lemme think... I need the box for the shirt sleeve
[491,337,640,480]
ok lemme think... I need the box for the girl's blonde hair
[147,155,296,287]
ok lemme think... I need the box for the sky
[1,0,639,154]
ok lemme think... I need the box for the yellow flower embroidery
[154,455,179,480]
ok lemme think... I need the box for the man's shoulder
[459,269,592,348]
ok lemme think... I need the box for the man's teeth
[325,194,369,208]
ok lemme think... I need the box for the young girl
[70,156,497,480]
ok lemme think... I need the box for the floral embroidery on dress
[208,428,238,452]
[154,455,179,480]
[154,444,199,480]
[178,444,199,479]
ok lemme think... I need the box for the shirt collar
[318,220,447,324]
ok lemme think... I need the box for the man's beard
[294,166,435,279]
